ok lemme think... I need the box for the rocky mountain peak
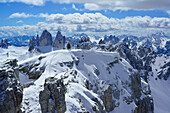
[104,35,120,44]
[39,30,52,46]
[0,39,9,49]
[56,31,62,37]
[53,31,65,48]
[151,31,166,38]
[77,36,92,49]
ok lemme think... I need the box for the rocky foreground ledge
[0,59,23,113]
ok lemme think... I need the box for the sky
[0,0,170,37]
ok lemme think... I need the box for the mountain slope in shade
[148,55,170,113]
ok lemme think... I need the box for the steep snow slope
[19,50,152,113]
[149,77,170,113]
[149,55,170,113]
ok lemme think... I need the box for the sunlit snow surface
[0,46,41,62]
[18,49,137,113]
[1,46,170,113]
[0,46,29,62]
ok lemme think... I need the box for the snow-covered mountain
[0,36,33,46]
[0,31,170,113]
[138,32,170,55]
[102,32,170,55]
[67,33,89,45]
[1,32,170,55]
[18,50,153,113]
[97,41,170,113]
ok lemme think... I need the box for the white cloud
[2,13,170,37]
[1,0,44,6]
[16,20,23,23]
[9,12,48,19]
[0,22,169,38]
[42,13,170,29]
[39,13,49,18]
[1,0,170,11]
[45,13,111,24]
[84,3,100,11]
[72,4,78,10]
[9,12,35,18]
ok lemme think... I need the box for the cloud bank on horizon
[0,0,170,37]
[1,0,170,10]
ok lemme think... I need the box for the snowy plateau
[0,32,170,113]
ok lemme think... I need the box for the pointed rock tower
[53,31,65,49]
[39,30,52,46]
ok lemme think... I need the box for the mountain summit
[39,30,53,46]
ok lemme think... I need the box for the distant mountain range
[0,31,170,55]
[0,31,170,113]
[0,35,33,46]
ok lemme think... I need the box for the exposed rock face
[116,44,144,70]
[114,43,170,81]
[135,96,154,113]
[129,72,142,99]
[53,31,65,49]
[19,56,46,79]
[29,30,67,52]
[100,66,153,113]
[158,62,170,80]
[0,39,9,49]
[39,30,52,46]
[153,54,170,80]
[113,43,157,82]
[104,35,119,44]
[0,59,23,113]
[122,37,138,49]
[98,39,105,45]
[39,77,66,113]
[29,34,39,47]
[101,85,115,112]
[28,45,41,53]
[77,36,92,49]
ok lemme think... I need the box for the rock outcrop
[135,96,154,113]
[112,43,157,82]
[28,45,41,53]
[29,30,67,52]
[104,35,120,44]
[98,39,105,45]
[39,30,52,46]
[29,34,39,47]
[77,36,92,49]
[39,77,66,113]
[0,59,23,113]
[0,39,9,49]
[53,31,65,49]
[19,56,46,79]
